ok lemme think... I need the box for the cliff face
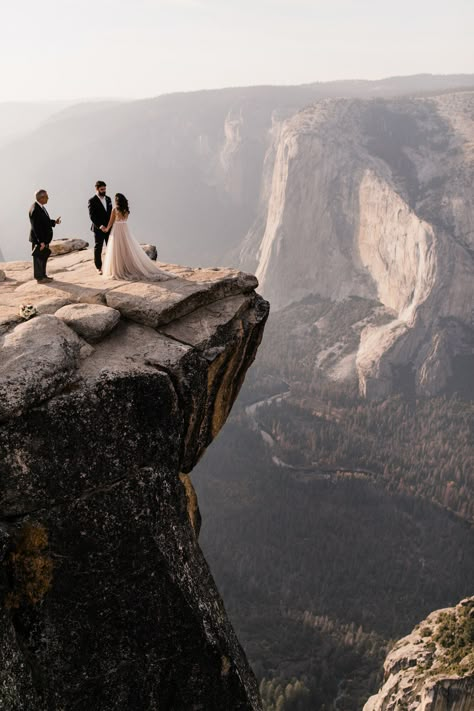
[0,244,268,710]
[364,597,474,711]
[240,92,474,397]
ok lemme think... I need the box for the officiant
[28,189,61,283]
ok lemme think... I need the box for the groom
[88,180,112,274]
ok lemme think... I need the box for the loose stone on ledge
[55,303,121,342]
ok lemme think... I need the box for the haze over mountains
[1,74,474,266]
[3,72,473,401]
[0,101,74,147]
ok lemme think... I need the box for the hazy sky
[2,0,472,101]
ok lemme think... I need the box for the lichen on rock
[4,523,53,609]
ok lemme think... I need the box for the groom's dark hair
[95,180,106,189]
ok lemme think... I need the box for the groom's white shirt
[98,195,108,211]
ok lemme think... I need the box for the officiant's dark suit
[88,182,112,272]
[29,192,59,282]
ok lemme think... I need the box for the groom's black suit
[29,202,57,280]
[88,194,112,270]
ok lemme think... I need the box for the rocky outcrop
[49,238,89,255]
[240,93,474,397]
[364,597,474,711]
[0,248,268,710]
[55,302,121,341]
[141,243,158,260]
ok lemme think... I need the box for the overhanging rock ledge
[0,248,268,711]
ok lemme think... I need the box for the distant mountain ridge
[0,101,75,147]
[1,73,474,264]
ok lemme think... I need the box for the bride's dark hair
[115,193,130,215]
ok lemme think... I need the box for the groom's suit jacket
[29,202,56,245]
[88,195,112,235]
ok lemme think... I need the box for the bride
[101,193,171,280]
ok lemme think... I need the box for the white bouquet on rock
[19,304,37,321]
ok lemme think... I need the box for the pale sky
[1,0,472,101]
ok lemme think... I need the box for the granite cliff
[0,242,268,710]
[240,92,474,398]
[364,597,474,711]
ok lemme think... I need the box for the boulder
[0,314,83,420]
[141,243,157,260]
[35,296,73,315]
[49,238,89,256]
[55,303,121,341]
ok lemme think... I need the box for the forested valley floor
[193,297,474,710]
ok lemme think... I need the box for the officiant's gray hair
[35,189,47,200]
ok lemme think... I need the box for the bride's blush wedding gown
[103,213,170,281]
